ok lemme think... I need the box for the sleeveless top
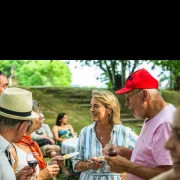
[58,128,72,147]
[13,144,40,175]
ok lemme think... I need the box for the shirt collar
[0,135,11,151]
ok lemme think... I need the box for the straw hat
[0,87,39,120]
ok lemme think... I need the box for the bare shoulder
[67,124,73,128]
[52,125,58,130]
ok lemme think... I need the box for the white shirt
[31,123,54,140]
[0,135,16,180]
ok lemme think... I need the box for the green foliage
[0,60,72,87]
[74,60,146,90]
[17,60,72,86]
[152,60,180,90]
[0,60,27,77]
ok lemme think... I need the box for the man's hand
[105,155,131,173]
[102,145,132,160]
[37,164,60,180]
[116,146,133,160]
[15,166,33,180]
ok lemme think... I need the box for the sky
[60,60,169,88]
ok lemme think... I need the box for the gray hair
[0,115,25,131]
[136,89,160,101]
[32,100,40,113]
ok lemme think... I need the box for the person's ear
[142,90,148,102]
[16,121,26,131]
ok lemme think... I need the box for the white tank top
[13,144,40,175]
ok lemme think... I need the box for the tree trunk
[121,60,126,87]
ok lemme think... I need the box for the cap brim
[115,87,133,94]
[0,111,39,120]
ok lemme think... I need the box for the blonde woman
[72,89,138,180]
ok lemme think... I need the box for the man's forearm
[127,162,171,179]
[150,169,180,180]
[117,146,133,160]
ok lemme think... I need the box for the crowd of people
[1,67,180,180]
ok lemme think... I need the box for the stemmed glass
[102,143,118,157]
[26,152,38,180]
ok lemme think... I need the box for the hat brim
[0,111,39,120]
[115,87,133,94]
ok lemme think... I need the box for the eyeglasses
[26,120,33,127]
[125,89,143,105]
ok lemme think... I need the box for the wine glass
[47,159,58,180]
[102,143,118,157]
[26,152,38,180]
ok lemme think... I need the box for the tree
[0,60,27,77]
[73,60,146,90]
[0,60,72,87]
[152,60,180,90]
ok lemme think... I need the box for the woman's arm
[68,125,75,137]
[52,126,64,142]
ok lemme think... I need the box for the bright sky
[60,60,169,88]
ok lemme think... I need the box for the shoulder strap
[11,144,18,172]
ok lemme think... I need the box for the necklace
[95,124,112,143]
[95,126,103,141]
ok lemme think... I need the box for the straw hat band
[0,107,31,117]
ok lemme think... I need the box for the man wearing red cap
[105,68,176,180]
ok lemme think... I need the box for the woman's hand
[51,155,64,167]
[87,157,103,170]
[37,164,60,180]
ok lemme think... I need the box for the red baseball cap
[115,68,159,94]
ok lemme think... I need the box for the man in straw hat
[0,87,39,180]
[105,68,176,180]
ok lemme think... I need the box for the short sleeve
[152,123,172,165]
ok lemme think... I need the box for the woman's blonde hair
[92,89,120,125]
